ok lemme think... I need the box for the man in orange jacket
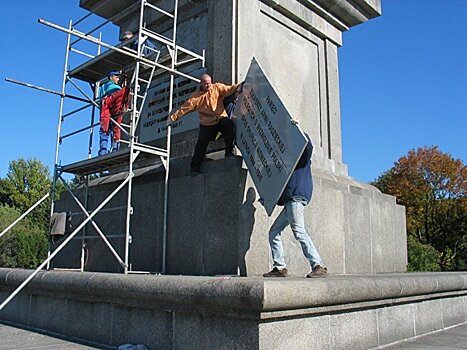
[169,74,242,176]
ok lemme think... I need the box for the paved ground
[381,323,467,350]
[0,323,106,349]
[1,322,467,349]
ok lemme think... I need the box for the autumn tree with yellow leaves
[372,146,466,271]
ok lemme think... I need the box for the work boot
[306,265,327,278]
[263,267,288,277]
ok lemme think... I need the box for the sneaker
[263,267,288,277]
[306,265,327,278]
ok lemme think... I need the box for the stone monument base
[50,153,406,276]
[1,269,466,349]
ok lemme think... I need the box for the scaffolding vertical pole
[162,0,179,275]
[79,82,100,272]
[47,20,72,270]
[123,0,145,274]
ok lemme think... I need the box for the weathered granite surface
[1,269,466,349]
[51,154,406,276]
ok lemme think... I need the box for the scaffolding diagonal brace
[58,176,127,269]
[0,174,133,312]
[0,193,50,240]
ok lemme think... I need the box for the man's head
[121,31,134,41]
[200,74,212,92]
[108,71,121,84]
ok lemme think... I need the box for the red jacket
[100,86,130,141]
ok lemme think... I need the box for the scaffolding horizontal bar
[70,47,95,59]
[5,78,91,103]
[61,122,99,140]
[62,103,93,119]
[133,142,168,155]
[69,205,127,216]
[72,234,126,240]
[144,2,174,19]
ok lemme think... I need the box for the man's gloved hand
[236,81,245,93]
[166,116,175,126]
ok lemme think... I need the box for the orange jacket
[171,82,239,126]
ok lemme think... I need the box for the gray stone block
[344,192,372,274]
[111,305,172,349]
[174,312,258,350]
[28,295,67,335]
[442,296,466,327]
[130,177,165,272]
[371,198,395,273]
[377,304,415,346]
[414,299,443,335]
[167,175,206,275]
[238,184,267,276]
[203,163,243,275]
[310,180,345,275]
[393,204,408,272]
[329,310,378,350]
[64,300,112,344]
[0,291,30,325]
[259,316,330,350]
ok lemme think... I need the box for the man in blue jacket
[121,31,158,57]
[263,134,327,278]
[98,71,122,156]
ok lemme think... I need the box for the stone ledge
[1,269,466,317]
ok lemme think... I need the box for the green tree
[0,158,61,268]
[406,235,440,272]
[0,204,48,268]
[372,146,466,271]
[0,158,64,231]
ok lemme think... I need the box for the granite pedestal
[1,269,466,349]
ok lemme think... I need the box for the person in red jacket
[98,71,129,156]
[168,74,242,176]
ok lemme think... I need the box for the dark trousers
[191,117,234,171]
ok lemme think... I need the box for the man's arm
[169,96,197,122]
[295,138,313,169]
[216,82,240,98]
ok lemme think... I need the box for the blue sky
[1,1,466,183]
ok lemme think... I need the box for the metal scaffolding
[1,0,205,311]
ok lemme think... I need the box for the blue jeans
[98,126,119,156]
[268,199,323,269]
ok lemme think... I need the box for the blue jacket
[98,81,121,100]
[278,134,313,206]
[131,38,158,57]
